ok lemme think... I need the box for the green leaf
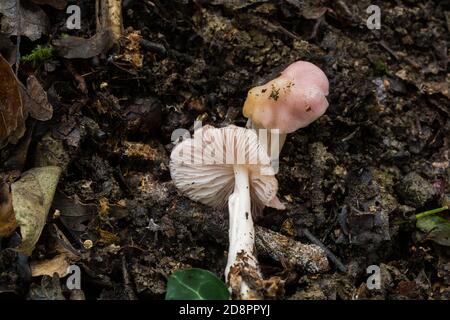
[165,268,230,300]
[416,215,450,246]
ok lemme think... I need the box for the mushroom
[243,61,329,168]
[170,125,284,299]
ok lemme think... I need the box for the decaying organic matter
[0,0,449,301]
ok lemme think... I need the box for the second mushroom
[170,125,284,299]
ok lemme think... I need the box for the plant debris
[0,0,449,301]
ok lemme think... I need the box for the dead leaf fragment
[53,29,115,59]
[0,54,25,148]
[12,166,62,255]
[98,229,120,245]
[0,182,17,237]
[0,0,50,41]
[21,75,53,121]
[416,214,450,247]
[52,191,96,241]
[31,254,71,277]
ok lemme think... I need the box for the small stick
[255,226,329,274]
[300,228,347,273]
[121,255,137,300]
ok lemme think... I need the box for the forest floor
[1,0,450,300]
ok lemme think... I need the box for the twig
[255,226,329,274]
[300,228,347,273]
[121,255,138,300]
[379,41,399,60]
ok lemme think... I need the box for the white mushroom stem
[225,165,261,299]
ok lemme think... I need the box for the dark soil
[1,0,450,300]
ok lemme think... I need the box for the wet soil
[1,0,450,300]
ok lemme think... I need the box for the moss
[372,58,391,76]
[21,45,54,67]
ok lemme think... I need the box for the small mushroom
[243,61,329,167]
[170,125,284,299]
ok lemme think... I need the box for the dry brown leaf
[0,181,17,237]
[12,166,62,255]
[0,54,25,148]
[0,0,49,41]
[98,229,120,245]
[31,254,70,277]
[52,191,96,241]
[53,29,115,59]
[48,223,80,259]
[21,75,53,121]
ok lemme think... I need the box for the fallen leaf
[47,223,80,259]
[165,268,230,300]
[21,75,53,121]
[0,0,50,41]
[416,214,450,246]
[0,181,17,237]
[97,229,120,245]
[0,54,25,148]
[12,166,62,255]
[52,191,96,241]
[30,0,68,10]
[53,29,115,59]
[31,254,70,277]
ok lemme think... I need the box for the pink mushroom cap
[243,61,330,133]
